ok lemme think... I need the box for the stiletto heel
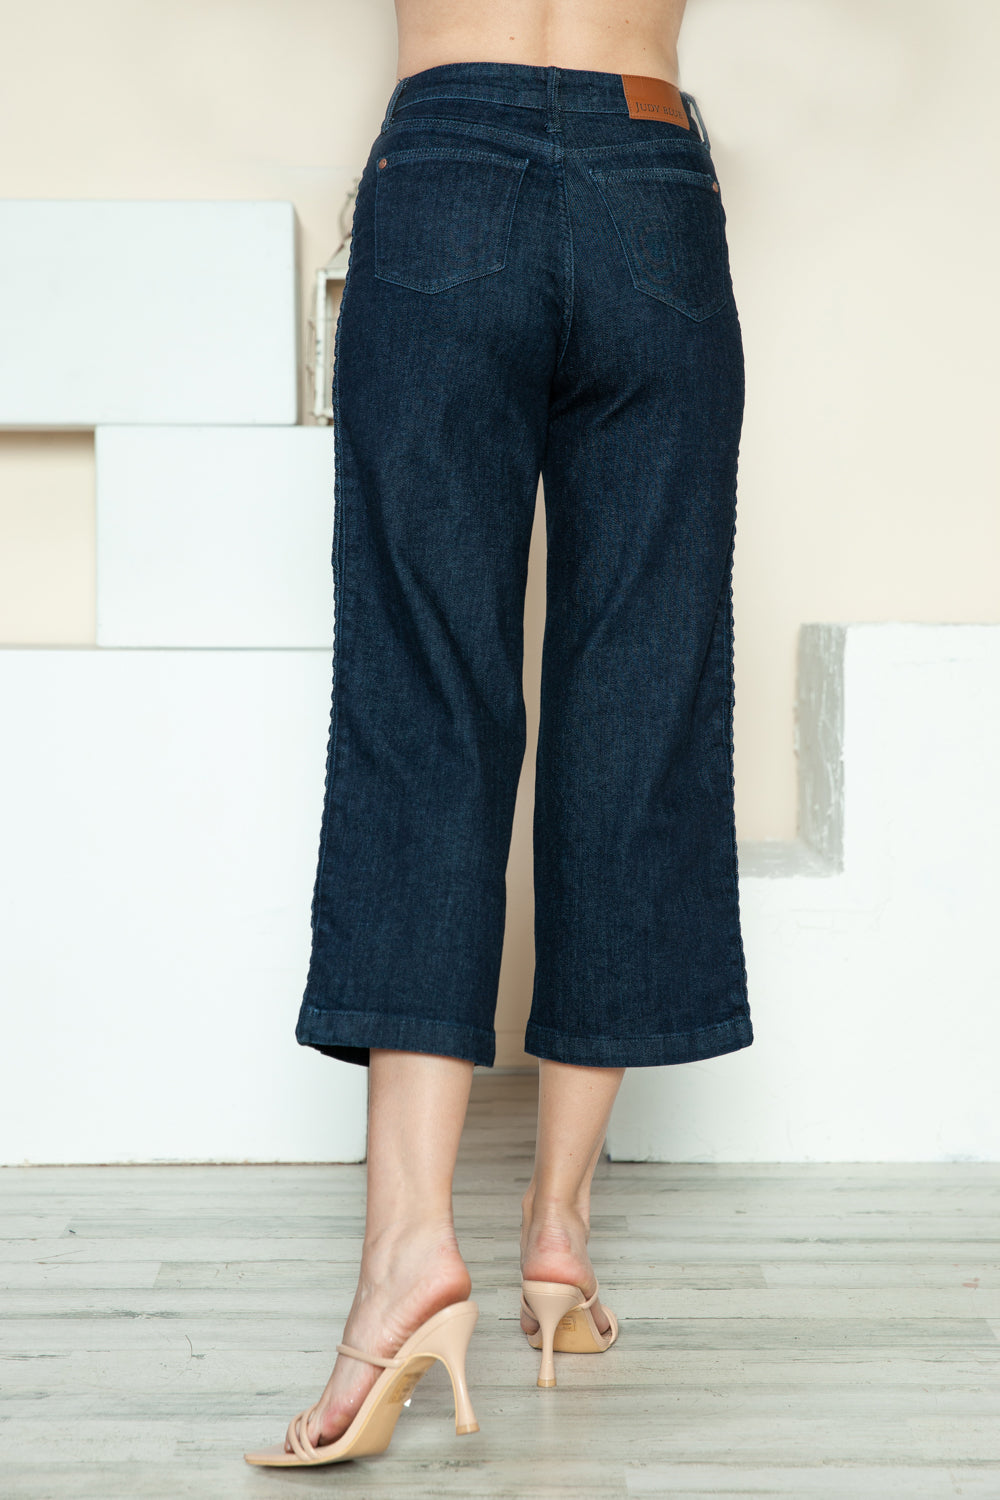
[521,1281,583,1386]
[520,1279,619,1388]
[409,1296,479,1434]
[244,1299,480,1467]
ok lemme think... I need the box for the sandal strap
[288,1406,321,1461]
[521,1280,600,1313]
[337,1341,406,1368]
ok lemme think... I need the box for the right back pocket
[587,164,730,321]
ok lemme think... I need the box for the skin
[287,0,691,1452]
[395,0,690,85]
[288,1051,625,1449]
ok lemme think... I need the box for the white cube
[0,201,298,427]
[0,647,365,1164]
[96,426,337,647]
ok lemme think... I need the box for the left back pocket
[374,147,530,294]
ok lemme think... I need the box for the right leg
[519,1058,626,1337]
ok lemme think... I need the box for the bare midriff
[393,0,689,88]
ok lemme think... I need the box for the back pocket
[375,146,530,294]
[587,164,729,321]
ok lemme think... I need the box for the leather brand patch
[620,74,690,127]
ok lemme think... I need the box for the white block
[0,201,297,427]
[97,427,336,647]
[0,648,365,1164]
[607,624,1000,1163]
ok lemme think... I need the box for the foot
[519,1192,613,1338]
[286,1221,471,1453]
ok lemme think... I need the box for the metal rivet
[378,157,387,169]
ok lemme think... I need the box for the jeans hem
[296,1005,496,1069]
[523,1010,753,1067]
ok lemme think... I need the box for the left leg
[288,1048,473,1452]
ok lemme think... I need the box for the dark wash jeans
[296,61,754,1070]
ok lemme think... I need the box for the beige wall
[682,0,1000,842]
[2,1,997,1062]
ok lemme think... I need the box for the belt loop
[379,76,407,134]
[546,65,561,131]
[682,91,711,152]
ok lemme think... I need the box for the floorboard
[2,1068,998,1497]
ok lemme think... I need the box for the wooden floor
[2,1070,999,1498]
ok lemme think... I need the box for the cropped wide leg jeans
[296,62,754,1070]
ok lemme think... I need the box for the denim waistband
[380,61,710,150]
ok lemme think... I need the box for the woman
[246,0,753,1467]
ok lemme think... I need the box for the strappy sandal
[243,1299,480,1467]
[520,1278,619,1387]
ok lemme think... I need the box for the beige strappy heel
[243,1299,480,1467]
[520,1279,619,1387]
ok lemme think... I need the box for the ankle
[524,1191,590,1233]
[521,1204,592,1275]
[361,1215,463,1270]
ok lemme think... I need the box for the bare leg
[287,1049,474,1452]
[519,1059,626,1338]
